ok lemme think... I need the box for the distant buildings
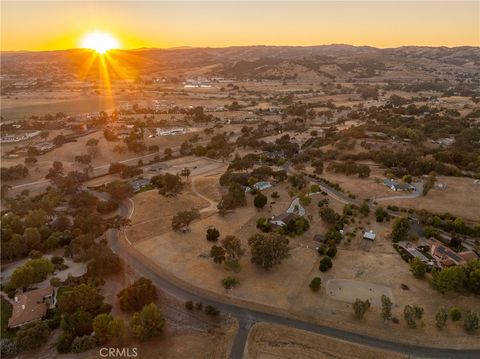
[245,181,272,192]
[0,131,41,143]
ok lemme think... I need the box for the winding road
[107,195,480,359]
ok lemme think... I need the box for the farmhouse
[156,127,187,136]
[8,286,56,328]
[427,238,478,267]
[383,179,414,192]
[270,213,296,227]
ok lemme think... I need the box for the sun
[81,31,120,54]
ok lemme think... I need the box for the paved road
[107,198,480,359]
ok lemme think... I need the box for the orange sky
[1,1,479,51]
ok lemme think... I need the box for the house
[383,179,414,192]
[35,142,55,152]
[427,238,478,267]
[156,128,186,136]
[363,230,376,241]
[8,286,56,328]
[245,181,272,192]
[270,213,296,227]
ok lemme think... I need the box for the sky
[1,1,479,51]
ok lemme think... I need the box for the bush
[309,277,322,291]
[317,245,326,255]
[204,305,220,316]
[29,250,43,259]
[56,332,74,353]
[185,301,194,310]
[463,311,479,334]
[71,335,97,353]
[0,339,19,357]
[206,227,220,242]
[195,302,203,310]
[319,257,333,272]
[222,277,239,289]
[16,321,51,351]
[450,308,462,321]
[326,245,337,258]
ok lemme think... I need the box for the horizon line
[2,43,479,53]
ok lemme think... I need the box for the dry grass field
[382,176,480,222]
[245,323,407,359]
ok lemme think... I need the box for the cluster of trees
[108,162,143,179]
[431,259,480,295]
[326,161,370,178]
[217,183,246,214]
[6,258,54,291]
[1,164,29,181]
[118,278,158,312]
[210,235,245,273]
[171,209,200,232]
[151,173,183,196]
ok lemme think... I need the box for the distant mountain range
[1,45,479,82]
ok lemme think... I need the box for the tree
[463,311,479,334]
[180,167,190,179]
[93,313,113,344]
[325,228,342,244]
[319,207,338,225]
[130,303,165,340]
[71,335,96,353]
[217,182,246,213]
[105,181,134,200]
[435,306,448,329]
[403,305,424,328]
[171,209,200,231]
[118,277,158,312]
[109,318,128,346]
[359,201,370,216]
[58,284,104,315]
[352,298,371,320]
[151,173,183,196]
[164,148,173,158]
[309,277,322,291]
[464,259,480,295]
[206,227,220,242]
[210,245,226,264]
[61,310,93,337]
[431,266,465,293]
[8,264,34,290]
[409,257,427,278]
[319,256,333,272]
[16,321,51,351]
[326,245,337,258]
[381,295,393,322]
[248,233,290,269]
[391,217,410,242]
[221,235,245,272]
[253,192,268,209]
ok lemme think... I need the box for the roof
[427,238,477,266]
[8,286,54,328]
[363,231,376,240]
[272,212,296,224]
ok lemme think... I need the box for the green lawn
[1,297,15,339]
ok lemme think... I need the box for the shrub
[222,277,239,289]
[450,308,462,321]
[319,257,333,272]
[185,301,194,310]
[0,339,19,357]
[195,302,203,310]
[309,277,321,291]
[71,335,97,353]
[463,311,479,334]
[206,227,220,242]
[205,305,220,316]
[317,245,326,255]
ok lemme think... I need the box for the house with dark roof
[383,179,414,192]
[270,213,296,227]
[8,286,56,328]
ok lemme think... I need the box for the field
[245,323,407,359]
[381,176,480,222]
[131,177,480,348]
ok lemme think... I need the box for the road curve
[108,198,480,359]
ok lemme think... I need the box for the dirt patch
[326,279,393,307]
[245,322,407,359]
